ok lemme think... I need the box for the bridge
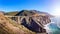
[5,15,24,24]
[5,15,44,29]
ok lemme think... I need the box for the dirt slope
[0,13,35,34]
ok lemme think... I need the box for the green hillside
[15,10,36,16]
[5,11,18,16]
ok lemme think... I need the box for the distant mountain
[15,10,53,17]
[15,10,36,16]
[5,10,53,17]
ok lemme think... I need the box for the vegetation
[5,11,18,16]
[0,14,36,34]
[15,10,36,16]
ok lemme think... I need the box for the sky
[0,0,60,16]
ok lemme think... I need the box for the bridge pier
[17,17,21,24]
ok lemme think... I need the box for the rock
[20,16,50,33]
[15,10,51,33]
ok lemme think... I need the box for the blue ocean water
[49,23,60,34]
[47,17,60,34]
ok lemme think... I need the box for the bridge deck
[5,15,44,28]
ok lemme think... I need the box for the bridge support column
[18,17,20,24]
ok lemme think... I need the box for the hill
[14,10,51,33]
[15,10,52,17]
[15,10,36,16]
[5,10,53,17]
[5,11,18,16]
[4,10,52,33]
[0,13,35,34]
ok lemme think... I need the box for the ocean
[44,17,60,34]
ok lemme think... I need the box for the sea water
[44,16,60,34]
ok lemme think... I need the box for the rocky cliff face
[15,10,51,33]
[0,13,35,34]
[18,15,51,33]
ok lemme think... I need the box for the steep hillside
[0,13,35,34]
[14,10,51,33]
[18,16,50,33]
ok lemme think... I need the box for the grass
[4,16,36,34]
[0,14,36,34]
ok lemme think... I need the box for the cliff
[14,10,51,33]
